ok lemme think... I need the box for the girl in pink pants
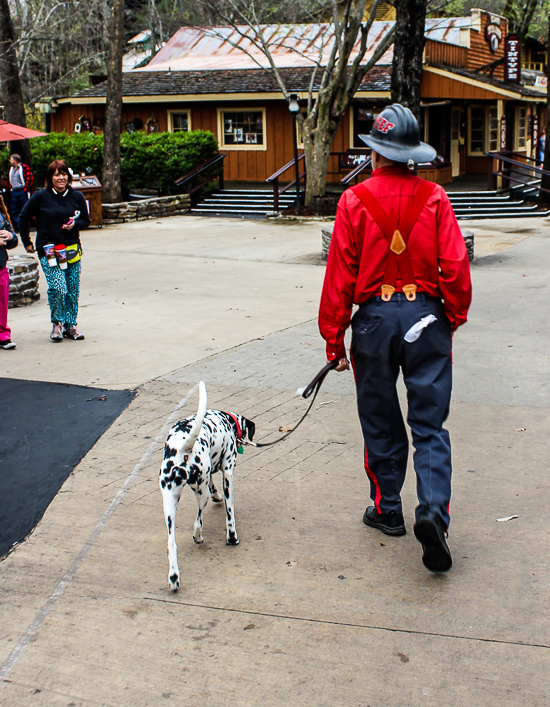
[0,201,18,349]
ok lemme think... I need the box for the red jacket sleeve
[436,189,472,331]
[318,199,359,360]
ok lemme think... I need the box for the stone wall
[102,194,191,225]
[8,254,40,308]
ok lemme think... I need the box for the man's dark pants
[10,188,27,232]
[351,293,453,528]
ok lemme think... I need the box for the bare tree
[103,0,124,203]
[0,0,32,165]
[205,0,396,204]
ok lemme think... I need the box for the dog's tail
[182,381,207,452]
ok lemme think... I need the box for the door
[450,107,461,177]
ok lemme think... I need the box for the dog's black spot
[174,476,183,486]
[165,460,175,471]
[166,482,172,490]
[160,480,166,489]
[195,455,201,463]
[169,573,179,585]
[224,486,230,499]
[167,517,172,532]
[164,446,177,459]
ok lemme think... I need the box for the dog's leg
[192,482,209,544]
[161,483,183,591]
[221,457,239,545]
[208,478,223,503]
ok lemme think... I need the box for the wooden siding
[50,99,351,183]
[422,69,512,101]
[424,40,467,68]
[466,11,507,79]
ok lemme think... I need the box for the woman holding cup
[19,160,90,341]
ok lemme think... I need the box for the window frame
[217,107,267,151]
[467,105,487,157]
[167,109,192,133]
[514,106,528,151]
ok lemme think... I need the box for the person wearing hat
[319,104,472,573]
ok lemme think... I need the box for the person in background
[0,196,18,349]
[8,154,34,232]
[19,160,89,342]
[537,129,545,164]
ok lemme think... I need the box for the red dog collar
[226,412,242,441]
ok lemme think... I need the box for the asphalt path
[0,378,134,559]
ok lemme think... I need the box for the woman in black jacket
[0,196,18,350]
[20,160,90,341]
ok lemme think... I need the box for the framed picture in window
[245,133,258,144]
[235,128,244,142]
[224,119,233,133]
[73,122,82,133]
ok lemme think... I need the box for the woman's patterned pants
[39,257,81,326]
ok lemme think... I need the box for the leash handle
[301,358,339,399]
[254,359,339,448]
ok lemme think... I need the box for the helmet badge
[374,116,395,134]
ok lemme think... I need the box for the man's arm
[436,190,472,331]
[319,199,359,361]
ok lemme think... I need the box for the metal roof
[136,20,471,74]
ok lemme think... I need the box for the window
[488,106,498,152]
[468,106,485,155]
[218,109,266,150]
[168,110,191,132]
[515,107,527,150]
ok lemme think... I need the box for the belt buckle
[402,284,417,301]
[381,284,395,302]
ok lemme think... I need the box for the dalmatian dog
[159,381,255,591]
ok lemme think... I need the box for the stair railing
[266,150,372,211]
[266,153,306,211]
[486,151,550,196]
[175,153,226,196]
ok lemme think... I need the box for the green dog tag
[237,445,244,454]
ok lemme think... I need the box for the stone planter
[321,224,475,263]
[102,194,191,225]
[8,254,40,308]
[311,194,339,216]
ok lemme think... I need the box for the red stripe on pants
[364,446,381,513]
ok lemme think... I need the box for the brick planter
[102,194,191,225]
[8,254,40,308]
[321,225,475,262]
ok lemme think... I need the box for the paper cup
[54,244,68,270]
[44,243,57,267]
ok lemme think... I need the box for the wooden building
[49,10,547,185]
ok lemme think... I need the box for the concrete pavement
[1,214,549,705]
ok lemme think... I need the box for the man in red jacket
[8,154,34,233]
[319,104,472,573]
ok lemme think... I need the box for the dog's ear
[244,418,255,442]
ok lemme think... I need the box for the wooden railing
[175,153,226,196]
[486,151,550,196]
[266,149,372,211]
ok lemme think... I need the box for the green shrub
[0,130,219,197]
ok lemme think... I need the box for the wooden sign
[504,34,521,83]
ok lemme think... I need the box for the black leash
[253,359,339,448]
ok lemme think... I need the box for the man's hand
[25,244,35,253]
[62,217,75,230]
[0,229,13,246]
[329,357,350,372]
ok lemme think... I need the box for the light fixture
[288,93,300,114]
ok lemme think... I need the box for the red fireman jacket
[319,165,472,361]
